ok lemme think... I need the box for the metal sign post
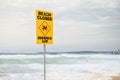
[36,10,53,80]
[44,44,46,80]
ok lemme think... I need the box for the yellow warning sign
[36,10,53,44]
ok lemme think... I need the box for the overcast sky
[0,0,120,53]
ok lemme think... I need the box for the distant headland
[0,50,120,55]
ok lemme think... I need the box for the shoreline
[0,72,120,80]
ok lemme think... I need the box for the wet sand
[0,72,111,80]
[0,75,5,77]
[111,76,120,80]
[0,72,120,80]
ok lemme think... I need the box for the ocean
[0,52,120,80]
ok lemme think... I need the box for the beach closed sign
[36,10,53,44]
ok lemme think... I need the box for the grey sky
[0,0,120,52]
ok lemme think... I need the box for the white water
[0,53,120,80]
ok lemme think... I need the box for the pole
[44,44,46,80]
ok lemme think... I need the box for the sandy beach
[0,75,5,77]
[111,76,120,80]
